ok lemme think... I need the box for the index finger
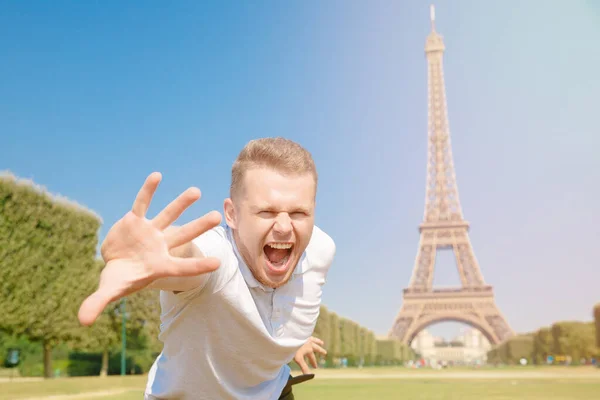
[152,187,201,230]
[295,355,311,375]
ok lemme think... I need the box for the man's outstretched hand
[293,336,327,374]
[78,172,222,326]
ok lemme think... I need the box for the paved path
[0,377,44,383]
[20,389,135,400]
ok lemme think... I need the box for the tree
[339,318,356,361]
[0,172,102,378]
[364,331,377,365]
[531,327,553,364]
[594,304,600,349]
[71,259,162,376]
[376,339,405,365]
[506,335,533,364]
[550,321,596,363]
[312,305,330,364]
[328,312,341,365]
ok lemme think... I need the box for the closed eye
[290,211,310,218]
[257,210,309,218]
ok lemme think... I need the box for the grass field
[2,366,598,400]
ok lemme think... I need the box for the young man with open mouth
[78,137,336,399]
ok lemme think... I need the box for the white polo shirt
[145,224,336,400]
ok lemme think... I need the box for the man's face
[224,167,316,289]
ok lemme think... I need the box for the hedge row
[311,305,414,367]
[0,172,102,378]
[488,320,598,365]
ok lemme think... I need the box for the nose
[273,212,292,235]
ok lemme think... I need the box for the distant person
[78,137,336,400]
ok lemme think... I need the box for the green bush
[66,352,102,377]
[18,362,44,377]
[65,350,158,376]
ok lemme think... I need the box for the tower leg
[408,231,436,291]
[452,230,485,287]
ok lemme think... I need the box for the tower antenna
[430,4,436,32]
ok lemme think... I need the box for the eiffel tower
[388,5,514,346]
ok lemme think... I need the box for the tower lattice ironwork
[388,5,514,346]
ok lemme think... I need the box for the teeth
[267,243,293,250]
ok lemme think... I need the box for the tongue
[264,247,289,264]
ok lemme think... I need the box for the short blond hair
[230,137,318,199]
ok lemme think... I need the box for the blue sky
[2,1,599,339]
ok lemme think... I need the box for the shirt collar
[225,225,308,291]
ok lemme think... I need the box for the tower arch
[405,314,498,346]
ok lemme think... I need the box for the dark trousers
[278,374,314,400]
[278,385,294,400]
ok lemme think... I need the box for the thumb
[78,289,113,326]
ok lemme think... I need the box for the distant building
[411,328,491,365]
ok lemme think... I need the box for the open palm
[78,172,221,326]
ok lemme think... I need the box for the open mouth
[263,242,293,274]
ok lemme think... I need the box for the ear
[223,198,237,229]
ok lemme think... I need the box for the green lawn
[2,367,599,400]
[293,379,600,400]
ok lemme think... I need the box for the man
[78,137,336,399]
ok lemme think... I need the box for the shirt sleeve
[306,225,337,275]
[169,226,236,301]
